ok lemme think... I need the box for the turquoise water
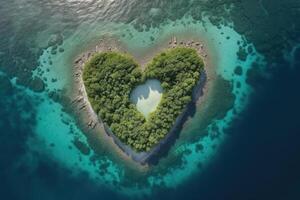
[130,79,163,118]
[18,16,264,196]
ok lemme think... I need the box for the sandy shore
[69,35,215,168]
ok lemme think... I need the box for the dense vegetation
[83,47,204,151]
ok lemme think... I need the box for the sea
[0,0,300,199]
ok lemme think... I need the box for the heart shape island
[80,45,205,164]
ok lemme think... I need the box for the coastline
[70,35,214,167]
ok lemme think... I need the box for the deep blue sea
[0,0,300,199]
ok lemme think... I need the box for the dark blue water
[153,62,300,199]
[1,61,299,200]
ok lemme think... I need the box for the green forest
[83,47,204,152]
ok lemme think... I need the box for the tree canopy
[83,47,204,152]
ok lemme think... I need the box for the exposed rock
[74,57,82,64]
[71,96,84,104]
[79,103,87,110]
[87,119,97,129]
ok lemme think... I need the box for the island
[83,47,204,152]
[72,37,208,165]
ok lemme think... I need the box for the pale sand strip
[69,35,215,169]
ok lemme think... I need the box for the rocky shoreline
[71,36,210,165]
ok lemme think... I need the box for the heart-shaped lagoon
[83,47,204,152]
[130,79,163,119]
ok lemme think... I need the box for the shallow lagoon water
[1,0,299,199]
[7,17,261,195]
[24,17,263,196]
[130,79,163,118]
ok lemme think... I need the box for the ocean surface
[0,0,300,199]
